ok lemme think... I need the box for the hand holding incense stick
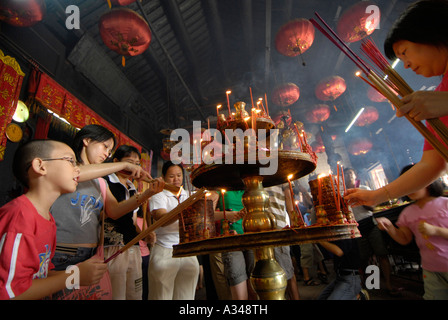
[104,187,207,263]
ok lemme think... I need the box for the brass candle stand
[173,150,360,300]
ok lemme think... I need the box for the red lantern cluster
[337,1,380,43]
[306,104,330,123]
[275,18,315,57]
[355,106,379,127]
[348,138,373,156]
[315,76,346,101]
[271,83,300,107]
[99,8,151,59]
[0,0,45,27]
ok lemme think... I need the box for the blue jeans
[52,247,97,271]
[318,273,361,300]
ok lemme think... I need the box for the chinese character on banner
[0,50,25,160]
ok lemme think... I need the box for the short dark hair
[400,164,444,197]
[112,145,141,161]
[384,0,448,59]
[72,124,116,164]
[161,160,183,177]
[13,140,63,188]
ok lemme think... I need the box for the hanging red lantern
[275,18,315,58]
[367,87,386,103]
[348,138,373,156]
[315,76,346,101]
[0,0,45,27]
[99,8,152,66]
[271,83,300,107]
[355,106,378,126]
[337,1,380,43]
[306,104,331,123]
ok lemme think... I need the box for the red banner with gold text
[0,50,25,160]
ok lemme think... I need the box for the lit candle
[226,90,232,119]
[287,174,295,204]
[330,174,339,211]
[221,189,227,220]
[264,93,270,116]
[194,140,198,164]
[216,104,221,120]
[317,175,322,206]
[250,87,255,109]
[337,163,340,204]
[204,192,208,232]
[293,123,303,150]
[258,98,266,115]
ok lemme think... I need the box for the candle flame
[355,71,361,77]
[217,104,222,109]
[317,173,327,179]
[226,90,231,94]
[244,116,251,121]
[205,192,212,197]
[287,174,293,180]
[221,189,226,193]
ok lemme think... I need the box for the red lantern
[99,8,151,65]
[0,0,45,27]
[315,76,346,101]
[367,87,386,102]
[348,138,372,156]
[275,19,315,57]
[271,83,300,107]
[355,106,378,126]
[337,1,380,43]
[306,104,330,123]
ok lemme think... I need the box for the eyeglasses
[25,156,78,172]
[41,157,78,167]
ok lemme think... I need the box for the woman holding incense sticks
[345,0,448,208]
[103,145,157,300]
[147,161,200,300]
[49,125,164,299]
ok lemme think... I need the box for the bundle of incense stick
[309,13,448,162]
[119,170,181,193]
[104,187,207,263]
[141,177,180,194]
[360,39,448,147]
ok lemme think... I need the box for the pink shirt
[423,75,448,151]
[397,197,448,272]
[136,217,150,257]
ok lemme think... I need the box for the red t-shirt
[423,75,448,151]
[0,195,57,299]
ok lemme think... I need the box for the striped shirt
[265,184,291,228]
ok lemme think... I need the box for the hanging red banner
[32,69,142,152]
[34,72,65,114]
[0,50,25,160]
